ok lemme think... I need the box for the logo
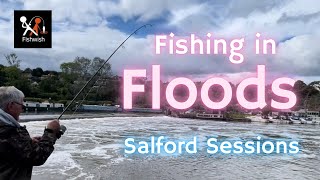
[14,10,52,48]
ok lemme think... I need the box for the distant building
[271,108,320,122]
[78,104,121,112]
[294,109,320,118]
[23,101,64,112]
[125,108,162,113]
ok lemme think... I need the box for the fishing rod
[73,62,111,115]
[57,24,152,135]
[72,71,104,115]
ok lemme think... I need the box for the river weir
[21,116,320,179]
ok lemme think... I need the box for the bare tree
[4,53,21,68]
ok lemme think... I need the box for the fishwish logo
[14,10,52,48]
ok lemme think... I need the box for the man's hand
[32,136,42,143]
[46,120,61,134]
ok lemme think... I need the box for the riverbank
[20,112,320,125]
[170,112,320,125]
[19,112,164,122]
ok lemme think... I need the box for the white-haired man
[0,86,62,180]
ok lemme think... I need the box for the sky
[0,0,319,84]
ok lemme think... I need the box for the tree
[3,66,31,96]
[293,80,319,109]
[60,62,80,74]
[4,66,20,81]
[261,104,271,118]
[39,76,60,93]
[74,57,91,78]
[31,67,44,77]
[4,53,21,68]
[43,70,58,76]
[60,62,81,83]
[23,68,32,74]
[91,57,112,77]
[0,65,7,86]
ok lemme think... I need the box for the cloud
[98,0,205,22]
[274,34,320,75]
[24,0,103,25]
[278,11,320,23]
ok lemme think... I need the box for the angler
[0,86,63,180]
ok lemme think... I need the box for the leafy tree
[31,67,44,77]
[91,57,112,77]
[293,80,319,109]
[2,66,31,96]
[11,78,32,97]
[0,65,7,86]
[23,68,32,74]
[43,70,58,76]
[39,76,60,94]
[60,56,116,101]
[60,62,80,74]
[4,66,20,81]
[60,62,81,83]
[74,56,91,78]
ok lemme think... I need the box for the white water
[19,116,320,180]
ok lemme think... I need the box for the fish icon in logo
[20,16,48,37]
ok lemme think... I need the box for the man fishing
[0,86,62,180]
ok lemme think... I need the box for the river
[21,116,319,180]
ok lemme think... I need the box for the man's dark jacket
[0,109,57,180]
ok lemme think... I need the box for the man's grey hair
[0,86,25,110]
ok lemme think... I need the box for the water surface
[21,116,320,180]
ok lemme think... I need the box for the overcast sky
[0,0,319,83]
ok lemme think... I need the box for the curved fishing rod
[73,61,111,115]
[59,73,104,137]
[72,72,104,115]
[58,24,152,121]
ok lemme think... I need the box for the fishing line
[72,69,106,115]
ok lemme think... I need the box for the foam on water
[20,115,320,179]
[80,146,113,159]
[20,114,59,120]
[41,151,80,171]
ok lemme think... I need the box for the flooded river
[21,116,320,180]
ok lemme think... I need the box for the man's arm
[8,122,60,166]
